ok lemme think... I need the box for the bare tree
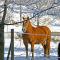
[0,0,7,60]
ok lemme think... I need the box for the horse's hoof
[25,57,29,60]
[46,55,50,58]
[31,57,34,60]
[44,54,50,58]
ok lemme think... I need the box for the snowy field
[4,38,59,60]
[4,25,60,60]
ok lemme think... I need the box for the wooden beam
[11,29,14,60]
[51,32,60,36]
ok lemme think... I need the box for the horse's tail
[45,32,51,57]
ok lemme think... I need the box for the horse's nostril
[22,28,25,32]
[22,28,23,31]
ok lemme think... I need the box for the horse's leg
[43,45,46,57]
[24,41,28,58]
[45,36,51,57]
[26,43,28,58]
[31,43,34,60]
[47,36,51,57]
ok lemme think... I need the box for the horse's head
[23,16,29,21]
[22,16,29,32]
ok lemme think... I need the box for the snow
[4,24,60,60]
[4,15,60,60]
[49,26,60,32]
[4,38,59,60]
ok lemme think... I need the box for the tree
[0,0,7,60]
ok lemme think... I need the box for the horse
[22,16,51,59]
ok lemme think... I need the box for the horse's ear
[27,17,29,20]
[23,17,24,19]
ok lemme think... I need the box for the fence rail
[51,32,60,36]
[4,32,60,36]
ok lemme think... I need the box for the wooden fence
[7,29,14,60]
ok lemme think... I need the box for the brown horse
[22,16,51,59]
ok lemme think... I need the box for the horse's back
[38,26,51,35]
[33,26,51,35]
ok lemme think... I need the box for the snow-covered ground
[4,25,60,60]
[4,38,59,60]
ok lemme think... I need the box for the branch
[0,10,4,13]
[30,4,59,19]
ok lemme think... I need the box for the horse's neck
[26,20,33,32]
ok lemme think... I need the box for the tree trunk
[0,0,7,60]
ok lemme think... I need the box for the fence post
[11,29,14,60]
[58,42,60,60]
[7,42,11,60]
